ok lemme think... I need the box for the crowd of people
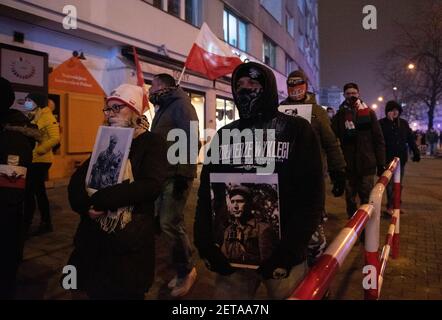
[0,59,431,299]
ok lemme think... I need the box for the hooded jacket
[379,108,419,166]
[332,100,385,176]
[194,62,324,269]
[151,87,199,179]
[280,92,346,174]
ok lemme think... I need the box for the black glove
[377,165,385,177]
[200,244,235,276]
[329,170,346,197]
[173,175,190,199]
[412,153,421,162]
[258,247,300,280]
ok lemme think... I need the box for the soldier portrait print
[210,173,281,269]
[86,126,133,192]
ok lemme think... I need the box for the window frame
[263,36,276,68]
[223,9,248,52]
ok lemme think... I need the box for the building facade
[319,85,342,109]
[0,0,319,178]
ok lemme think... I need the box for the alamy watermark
[362,5,377,30]
[166,121,281,175]
[62,5,77,30]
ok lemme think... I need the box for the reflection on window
[216,97,238,130]
[286,13,295,38]
[263,37,276,68]
[189,92,205,140]
[185,0,201,26]
[150,0,201,27]
[168,0,180,17]
[153,0,162,9]
[223,9,247,52]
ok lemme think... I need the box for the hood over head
[231,62,279,121]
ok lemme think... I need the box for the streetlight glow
[372,104,378,109]
[408,63,415,70]
[378,96,384,102]
[393,86,398,91]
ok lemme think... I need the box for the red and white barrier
[288,204,374,300]
[290,157,402,300]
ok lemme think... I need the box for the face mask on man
[287,78,307,101]
[236,87,263,119]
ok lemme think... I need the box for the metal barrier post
[365,158,399,300]
[289,205,374,300]
[392,161,401,259]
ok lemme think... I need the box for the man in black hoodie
[379,100,420,215]
[0,77,37,298]
[194,62,324,299]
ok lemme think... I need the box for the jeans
[429,142,438,155]
[155,178,194,278]
[386,164,405,209]
[24,162,52,228]
[345,175,375,218]
[213,261,307,299]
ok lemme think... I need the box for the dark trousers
[345,174,375,218]
[0,204,25,299]
[24,162,52,228]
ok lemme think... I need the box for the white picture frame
[278,104,313,123]
[210,173,281,269]
[85,126,134,194]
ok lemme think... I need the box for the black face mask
[236,87,263,120]
[148,87,175,106]
[347,96,359,106]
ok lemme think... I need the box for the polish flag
[184,22,243,80]
[132,46,149,112]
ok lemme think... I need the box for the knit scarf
[344,100,371,139]
[87,160,134,233]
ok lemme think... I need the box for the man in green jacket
[280,70,346,266]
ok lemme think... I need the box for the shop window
[216,97,238,130]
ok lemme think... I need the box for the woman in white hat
[67,84,167,299]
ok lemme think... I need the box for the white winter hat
[107,84,144,115]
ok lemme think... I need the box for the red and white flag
[132,46,149,112]
[184,22,243,80]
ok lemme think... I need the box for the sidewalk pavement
[16,158,442,300]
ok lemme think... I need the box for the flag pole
[177,66,187,86]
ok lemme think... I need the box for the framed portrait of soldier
[278,104,313,123]
[209,173,281,269]
[85,126,134,194]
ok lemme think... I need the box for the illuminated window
[216,97,238,130]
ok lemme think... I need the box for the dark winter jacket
[67,130,167,297]
[194,62,324,270]
[0,109,36,282]
[379,117,419,166]
[0,109,36,205]
[332,101,385,176]
[151,87,199,179]
[280,93,346,173]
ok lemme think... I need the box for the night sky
[319,0,417,115]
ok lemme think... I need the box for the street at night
[1,0,442,307]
